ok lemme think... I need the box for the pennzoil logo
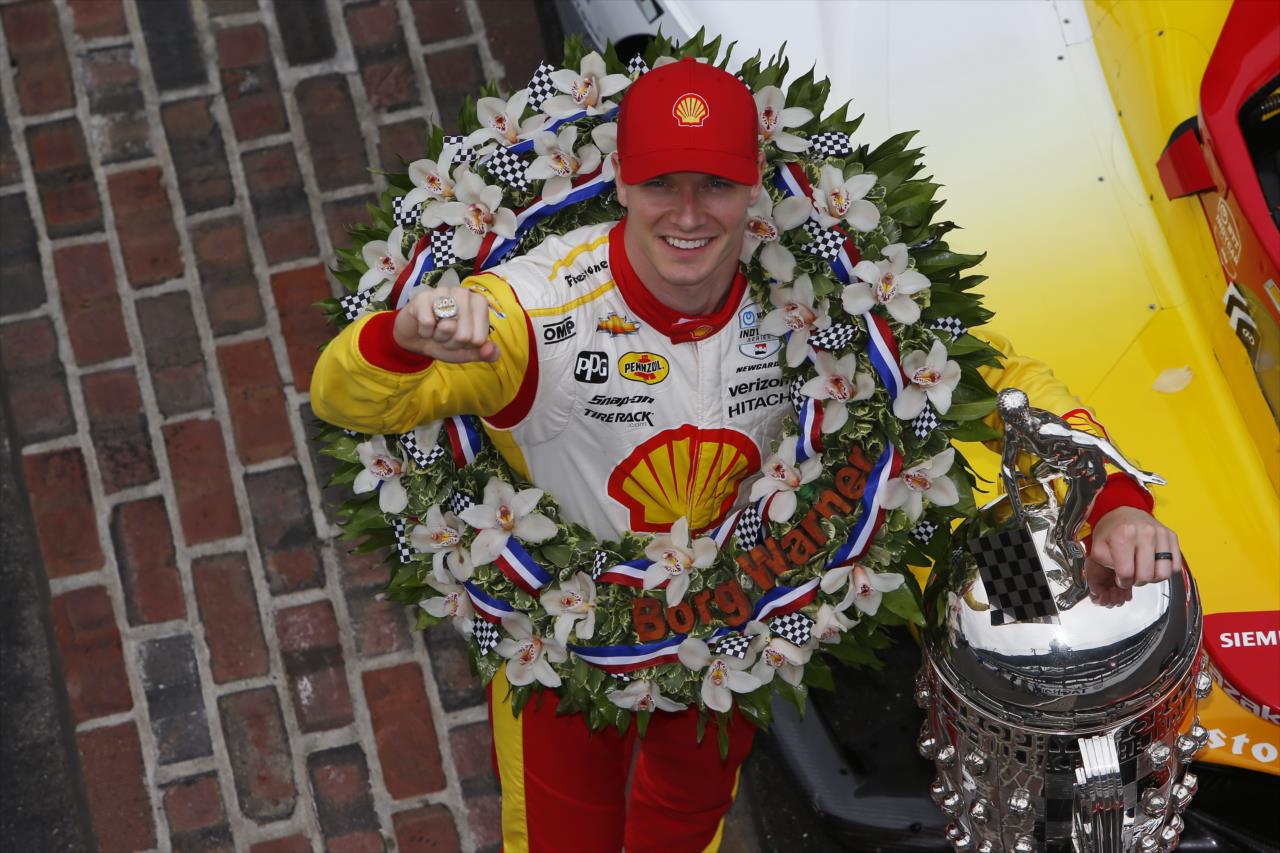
[596,312,640,336]
[673,93,709,127]
[618,352,669,384]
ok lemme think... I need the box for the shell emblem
[673,93,710,127]
[607,425,760,532]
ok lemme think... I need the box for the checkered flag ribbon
[807,131,854,159]
[441,135,480,164]
[392,195,420,228]
[734,505,764,550]
[713,632,751,660]
[524,62,559,111]
[482,145,532,192]
[626,54,650,76]
[770,612,814,647]
[801,219,845,261]
[392,518,414,564]
[473,620,501,655]
[339,288,376,321]
[809,323,859,352]
[929,316,968,341]
[789,376,806,414]
[591,550,610,579]
[429,228,457,268]
[910,520,938,543]
[398,432,445,469]
[968,527,1057,623]
[911,401,940,439]
[444,489,474,517]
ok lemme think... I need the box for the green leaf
[880,584,925,626]
[946,419,1000,442]
[944,396,997,421]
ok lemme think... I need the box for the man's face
[613,152,763,302]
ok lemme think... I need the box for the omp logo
[574,351,609,384]
[541,316,575,344]
[618,352,669,384]
[596,313,639,336]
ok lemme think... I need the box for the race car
[558,0,1280,849]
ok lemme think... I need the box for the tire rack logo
[597,312,640,336]
[574,350,609,384]
[541,316,575,345]
[618,352,669,384]
[737,302,781,360]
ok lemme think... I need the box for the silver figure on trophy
[918,388,1208,853]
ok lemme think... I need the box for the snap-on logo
[541,317,575,344]
[618,352,669,384]
[574,351,609,384]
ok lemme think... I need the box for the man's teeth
[664,237,709,250]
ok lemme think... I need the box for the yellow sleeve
[310,273,532,435]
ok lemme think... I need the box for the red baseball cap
[617,58,760,186]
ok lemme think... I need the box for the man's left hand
[1084,506,1183,606]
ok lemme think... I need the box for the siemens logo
[1219,630,1278,648]
[564,259,609,287]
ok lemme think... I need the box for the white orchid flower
[539,571,598,644]
[543,52,631,117]
[410,504,473,581]
[642,517,717,607]
[822,562,906,616]
[754,85,812,152]
[607,679,686,713]
[841,243,930,324]
[799,351,874,434]
[748,440,822,523]
[740,190,811,282]
[354,435,408,514]
[458,476,556,566]
[465,88,544,148]
[404,148,461,226]
[812,164,879,232]
[893,339,962,420]
[525,126,602,205]
[759,273,832,367]
[430,168,519,260]
[746,620,813,686]
[812,603,857,646]
[421,570,475,635]
[677,637,762,713]
[590,122,618,154]
[358,226,408,302]
[880,448,960,523]
[496,612,566,688]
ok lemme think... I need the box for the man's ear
[611,152,628,207]
[748,149,766,205]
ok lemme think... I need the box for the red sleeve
[356,311,433,373]
[1087,472,1155,528]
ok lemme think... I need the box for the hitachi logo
[1219,630,1278,648]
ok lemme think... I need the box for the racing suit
[311,219,1151,853]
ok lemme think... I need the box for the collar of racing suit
[608,219,750,344]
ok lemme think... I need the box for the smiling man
[311,57,1179,853]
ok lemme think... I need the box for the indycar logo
[574,351,609,384]
[737,303,781,359]
[541,316,575,344]
[597,312,640,336]
[618,352,669,384]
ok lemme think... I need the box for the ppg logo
[574,351,609,384]
[542,316,575,344]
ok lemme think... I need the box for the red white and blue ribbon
[826,443,902,567]
[444,416,483,467]
[770,163,860,282]
[707,505,747,548]
[463,581,516,624]
[864,312,906,400]
[567,634,683,674]
[497,106,619,158]
[494,538,553,596]
[748,578,821,622]
[596,558,656,589]
[476,165,616,270]
[793,397,824,463]
[391,232,440,309]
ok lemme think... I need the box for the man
[312,58,1180,852]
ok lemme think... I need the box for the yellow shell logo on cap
[673,93,709,127]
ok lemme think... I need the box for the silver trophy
[918,389,1207,853]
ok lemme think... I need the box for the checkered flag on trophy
[770,612,814,647]
[626,54,650,76]
[591,550,610,579]
[807,131,854,159]
[441,134,480,164]
[524,62,559,111]
[444,489,474,517]
[483,145,532,192]
[801,219,846,261]
[473,620,501,655]
[734,505,764,549]
[911,401,940,439]
[910,520,939,543]
[339,288,376,321]
[398,431,444,469]
[967,527,1058,623]
[809,323,859,352]
[789,375,806,413]
[392,517,414,565]
[713,632,751,660]
[929,315,968,341]
[392,195,420,228]
[429,228,457,268]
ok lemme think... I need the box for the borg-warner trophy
[918,389,1209,853]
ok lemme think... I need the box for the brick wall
[0,0,553,849]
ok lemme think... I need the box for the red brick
[1,193,46,313]
[26,118,89,174]
[83,368,158,493]
[378,118,428,173]
[364,664,446,798]
[0,318,75,444]
[25,119,101,237]
[206,0,259,16]
[163,773,225,832]
[448,721,497,794]
[243,145,317,263]
[218,687,296,823]
[110,498,185,625]
[424,622,484,711]
[163,98,235,214]
[108,167,184,286]
[393,805,461,853]
[323,192,378,253]
[2,2,74,115]
[1,103,21,188]
[270,264,333,391]
[53,242,131,365]
[308,745,378,842]
[39,180,105,238]
[96,111,153,164]
[163,419,241,544]
[82,45,143,116]
[50,586,131,722]
[137,0,206,92]
[275,601,353,732]
[272,0,336,65]
[329,832,386,852]
[135,292,214,416]
[362,57,419,112]
[409,0,470,44]
[476,0,548,92]
[295,75,369,191]
[465,793,502,851]
[23,449,103,578]
[347,1,417,112]
[424,45,485,134]
[217,25,289,142]
[77,724,156,851]
[346,587,410,658]
[245,465,323,594]
[249,836,311,853]
[346,0,401,50]
[68,0,127,39]
[191,216,264,334]
[338,545,390,590]
[217,339,294,464]
[192,552,269,683]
